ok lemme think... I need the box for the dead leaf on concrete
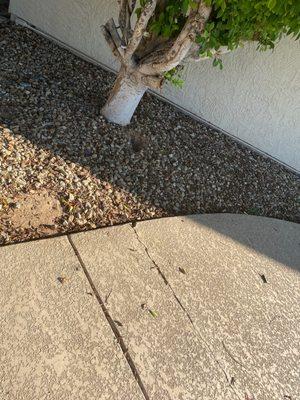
[57,276,67,285]
[259,274,268,284]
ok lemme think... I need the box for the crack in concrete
[132,225,243,400]
[222,340,247,370]
[67,235,150,400]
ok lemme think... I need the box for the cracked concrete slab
[2,214,299,400]
[133,214,300,400]
[71,225,235,400]
[0,237,143,400]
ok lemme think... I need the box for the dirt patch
[1,191,62,236]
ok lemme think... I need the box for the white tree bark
[101,1,212,125]
[101,70,147,125]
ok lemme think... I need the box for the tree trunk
[101,68,147,126]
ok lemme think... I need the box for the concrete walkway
[1,214,299,400]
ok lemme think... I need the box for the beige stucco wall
[10,0,300,171]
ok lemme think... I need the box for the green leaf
[267,0,276,10]
[181,0,190,15]
[148,309,158,318]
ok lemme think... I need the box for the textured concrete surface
[72,214,300,400]
[71,225,233,400]
[133,214,300,400]
[1,214,300,400]
[0,237,143,400]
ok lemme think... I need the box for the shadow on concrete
[186,214,300,272]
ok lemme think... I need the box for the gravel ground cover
[0,23,299,245]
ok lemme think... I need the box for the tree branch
[118,0,132,44]
[106,18,124,49]
[124,0,158,62]
[128,0,137,14]
[139,1,212,74]
[138,40,175,65]
[101,25,123,61]
[141,74,164,89]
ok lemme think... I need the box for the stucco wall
[10,0,300,171]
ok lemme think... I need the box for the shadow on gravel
[0,24,299,270]
[0,0,9,18]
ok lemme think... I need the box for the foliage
[198,0,300,54]
[141,0,300,70]
[164,66,185,87]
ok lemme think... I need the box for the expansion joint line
[67,235,150,400]
[131,225,243,400]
